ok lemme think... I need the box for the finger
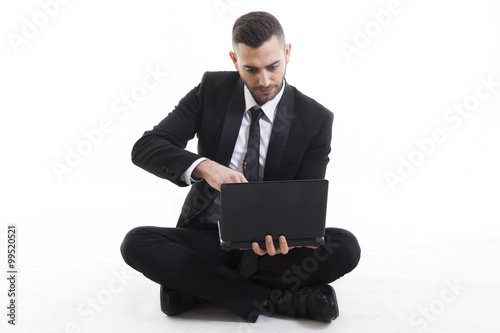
[238,173,248,183]
[252,242,267,256]
[265,235,276,256]
[279,235,289,255]
[305,246,318,249]
[223,172,247,186]
[228,173,242,183]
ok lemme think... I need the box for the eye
[268,65,278,71]
[246,68,256,73]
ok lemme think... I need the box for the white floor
[3,236,499,333]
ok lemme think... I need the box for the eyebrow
[243,60,280,70]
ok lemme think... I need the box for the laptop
[218,179,328,250]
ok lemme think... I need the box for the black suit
[121,72,360,321]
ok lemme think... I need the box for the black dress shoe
[160,286,207,316]
[273,285,339,322]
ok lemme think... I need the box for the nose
[259,71,271,87]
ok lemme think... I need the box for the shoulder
[194,71,242,106]
[200,71,241,89]
[287,83,334,122]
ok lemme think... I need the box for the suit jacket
[131,71,333,228]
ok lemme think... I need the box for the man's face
[230,35,291,106]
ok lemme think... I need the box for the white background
[1,0,499,332]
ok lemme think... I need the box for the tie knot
[250,107,264,122]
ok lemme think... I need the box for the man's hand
[252,235,291,256]
[250,235,318,256]
[192,160,247,191]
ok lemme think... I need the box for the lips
[258,87,274,94]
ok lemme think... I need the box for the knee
[343,230,361,272]
[324,228,361,274]
[120,226,151,267]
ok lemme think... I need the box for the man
[121,11,360,323]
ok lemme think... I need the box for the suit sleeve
[131,73,208,187]
[295,110,334,180]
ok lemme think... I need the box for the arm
[132,72,249,190]
[131,74,207,187]
[192,160,247,192]
[294,110,334,180]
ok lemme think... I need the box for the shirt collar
[243,79,286,123]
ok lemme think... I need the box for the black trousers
[120,225,360,322]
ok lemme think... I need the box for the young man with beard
[121,11,360,323]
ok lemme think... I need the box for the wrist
[192,159,213,180]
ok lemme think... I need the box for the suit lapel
[264,82,295,180]
[215,78,245,166]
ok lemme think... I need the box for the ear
[285,43,291,64]
[229,51,238,70]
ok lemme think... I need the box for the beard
[240,71,286,106]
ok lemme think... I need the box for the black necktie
[244,107,264,182]
[239,107,264,278]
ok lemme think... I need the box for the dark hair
[232,11,285,50]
